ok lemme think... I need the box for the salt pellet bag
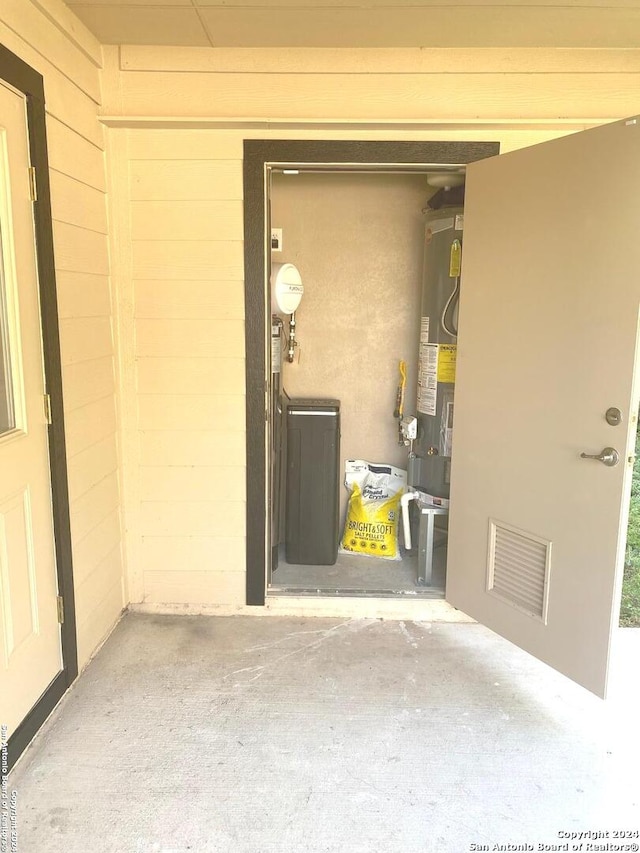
[340,460,407,561]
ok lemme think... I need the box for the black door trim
[0,44,78,771]
[243,139,500,606]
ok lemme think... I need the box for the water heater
[409,203,464,499]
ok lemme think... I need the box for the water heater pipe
[287,311,297,362]
[440,276,460,338]
[401,490,420,550]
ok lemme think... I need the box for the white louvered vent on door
[487,520,551,624]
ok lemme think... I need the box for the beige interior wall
[271,172,427,520]
[100,43,640,609]
[0,1,125,668]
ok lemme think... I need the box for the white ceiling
[64,0,640,48]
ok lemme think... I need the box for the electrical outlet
[271,228,283,252]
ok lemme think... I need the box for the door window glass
[0,223,16,434]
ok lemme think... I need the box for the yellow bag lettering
[341,483,401,559]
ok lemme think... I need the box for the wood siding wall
[103,45,640,122]
[1,2,125,667]
[100,43,640,609]
[107,127,247,607]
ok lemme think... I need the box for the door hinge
[28,166,37,202]
[44,393,52,425]
[57,595,65,624]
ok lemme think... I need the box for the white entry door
[447,116,640,698]
[0,81,62,735]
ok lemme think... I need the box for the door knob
[580,447,620,467]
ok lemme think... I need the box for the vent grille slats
[491,575,544,613]
[492,569,544,600]
[493,534,547,565]
[487,520,551,623]
[493,553,546,586]
[493,557,546,586]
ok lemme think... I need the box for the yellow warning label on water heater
[449,239,462,277]
[437,344,457,384]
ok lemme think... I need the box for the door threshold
[267,586,445,599]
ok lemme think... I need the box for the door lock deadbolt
[605,407,623,426]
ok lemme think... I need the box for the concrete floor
[271,547,446,595]
[9,614,640,853]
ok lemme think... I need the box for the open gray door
[446,116,640,698]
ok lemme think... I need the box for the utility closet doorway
[268,166,460,599]
[243,140,500,609]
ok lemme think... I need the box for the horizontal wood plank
[143,569,245,606]
[56,272,111,319]
[140,500,245,537]
[132,241,243,281]
[53,221,110,275]
[134,280,244,319]
[72,509,122,585]
[46,117,106,191]
[74,548,124,632]
[135,319,244,357]
[61,356,115,412]
[127,129,243,160]
[139,430,245,467]
[140,466,246,503]
[140,536,245,575]
[67,435,119,502]
[76,579,124,671]
[50,171,107,234]
[69,471,121,545]
[64,395,118,459]
[43,70,103,147]
[137,394,245,431]
[121,45,640,75]
[130,199,243,240]
[29,0,103,68]
[59,317,113,366]
[129,160,242,200]
[136,356,245,395]
[119,70,640,120]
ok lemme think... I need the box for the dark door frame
[243,139,500,606]
[0,44,77,771]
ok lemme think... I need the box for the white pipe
[401,490,419,550]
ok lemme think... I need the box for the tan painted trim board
[99,116,602,130]
[120,45,640,75]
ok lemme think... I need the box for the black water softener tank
[285,399,340,565]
